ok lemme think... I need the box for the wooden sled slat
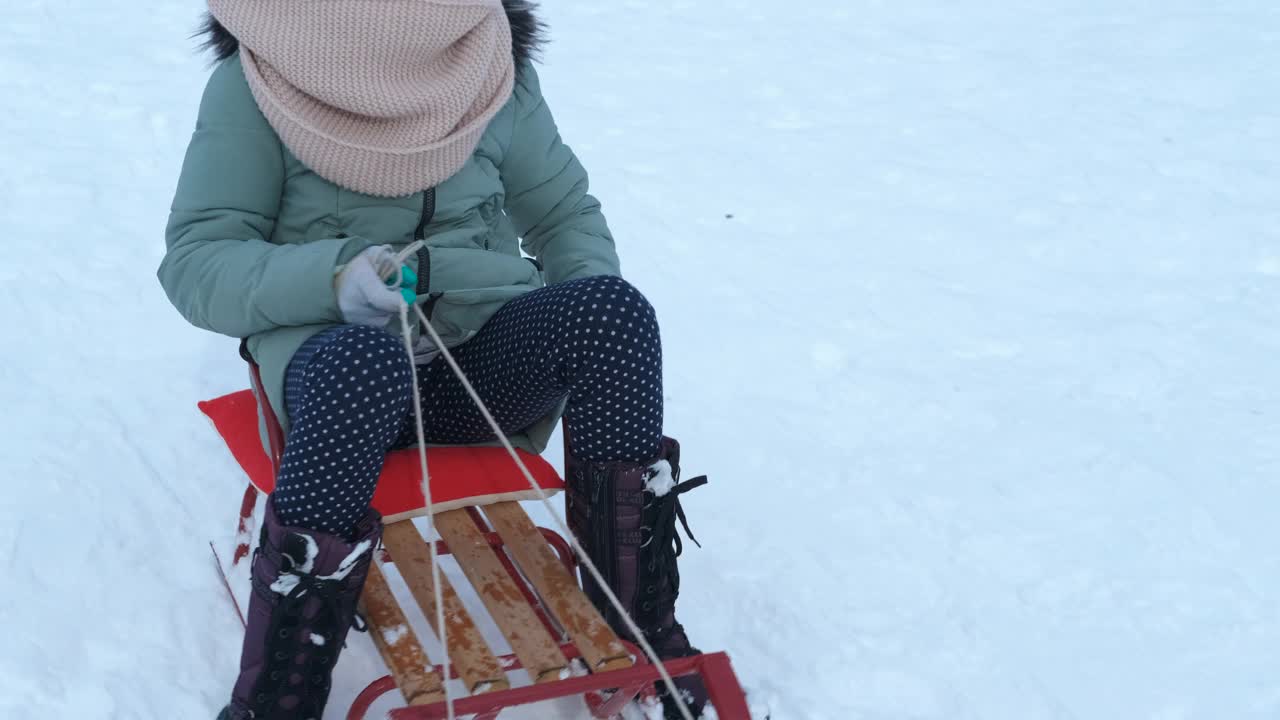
[382,520,510,694]
[483,502,633,672]
[360,560,446,705]
[435,510,570,683]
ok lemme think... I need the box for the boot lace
[250,565,362,716]
[638,470,708,627]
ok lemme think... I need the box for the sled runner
[200,350,750,719]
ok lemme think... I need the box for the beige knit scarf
[208,0,515,198]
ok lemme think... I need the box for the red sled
[200,354,750,719]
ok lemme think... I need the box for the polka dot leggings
[272,275,664,536]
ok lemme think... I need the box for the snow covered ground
[3,0,1278,718]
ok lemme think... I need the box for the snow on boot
[217,498,381,720]
[566,436,710,719]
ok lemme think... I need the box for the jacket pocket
[425,285,535,347]
[422,245,541,294]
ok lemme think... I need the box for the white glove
[334,246,412,327]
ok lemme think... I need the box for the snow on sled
[200,354,750,719]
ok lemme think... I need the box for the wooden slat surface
[382,520,510,694]
[435,510,569,683]
[360,560,445,705]
[483,502,633,672]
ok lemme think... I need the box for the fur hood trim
[197,0,546,67]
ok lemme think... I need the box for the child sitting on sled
[159,2,710,718]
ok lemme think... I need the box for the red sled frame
[221,482,750,720]
[209,348,752,720]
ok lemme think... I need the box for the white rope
[397,305,456,720]
[410,302,697,720]
[383,243,456,720]
[380,239,694,719]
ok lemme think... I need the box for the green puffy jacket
[159,54,620,453]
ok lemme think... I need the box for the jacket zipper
[414,188,437,299]
[414,187,436,241]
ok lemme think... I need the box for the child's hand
[335,247,417,326]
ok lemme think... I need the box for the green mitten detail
[383,264,417,305]
[399,265,417,289]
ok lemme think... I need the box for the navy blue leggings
[272,275,664,535]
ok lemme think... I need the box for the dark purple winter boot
[566,437,710,719]
[216,498,381,720]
